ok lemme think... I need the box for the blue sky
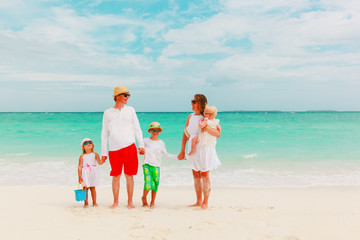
[0,0,359,112]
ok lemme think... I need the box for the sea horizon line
[1,110,360,114]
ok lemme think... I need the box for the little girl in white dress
[78,138,103,207]
[189,105,221,172]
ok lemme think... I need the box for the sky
[0,0,359,112]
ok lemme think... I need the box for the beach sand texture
[2,186,360,240]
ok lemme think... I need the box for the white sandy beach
[1,185,360,240]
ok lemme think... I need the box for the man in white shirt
[101,85,145,209]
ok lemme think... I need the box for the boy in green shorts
[141,122,178,208]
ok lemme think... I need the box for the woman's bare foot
[142,196,148,207]
[188,150,195,156]
[109,202,118,209]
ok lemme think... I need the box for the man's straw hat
[112,86,130,97]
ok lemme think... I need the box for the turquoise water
[1,112,360,186]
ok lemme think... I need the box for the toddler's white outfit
[197,118,221,171]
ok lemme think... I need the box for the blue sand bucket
[74,184,87,201]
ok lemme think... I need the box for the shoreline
[2,185,360,240]
[3,183,360,188]
[2,157,360,187]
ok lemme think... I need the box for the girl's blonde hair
[82,142,95,154]
[205,105,218,117]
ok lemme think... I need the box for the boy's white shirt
[101,106,144,157]
[143,138,177,167]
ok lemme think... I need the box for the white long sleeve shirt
[101,106,144,157]
[143,138,177,167]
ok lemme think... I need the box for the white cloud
[164,1,360,54]
[0,5,166,79]
[0,0,359,111]
[158,0,360,92]
[0,0,25,9]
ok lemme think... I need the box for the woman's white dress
[197,119,221,171]
[187,113,203,171]
[82,152,99,187]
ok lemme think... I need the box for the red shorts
[108,144,138,176]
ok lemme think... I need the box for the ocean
[1,111,360,187]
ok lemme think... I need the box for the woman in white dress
[178,94,221,209]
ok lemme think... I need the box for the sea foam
[1,159,360,187]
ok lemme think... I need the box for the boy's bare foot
[83,203,89,208]
[93,203,99,207]
[150,202,155,209]
[187,202,202,207]
[109,202,118,209]
[141,196,148,207]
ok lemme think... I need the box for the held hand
[101,156,107,163]
[177,152,186,160]
[139,147,145,155]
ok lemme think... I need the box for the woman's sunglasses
[83,141,93,145]
[191,100,197,104]
[149,129,161,133]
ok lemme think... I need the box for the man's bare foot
[187,202,202,207]
[150,202,155,209]
[127,202,135,209]
[109,202,118,209]
[142,196,148,207]
[201,203,208,210]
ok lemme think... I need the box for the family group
[77,86,221,210]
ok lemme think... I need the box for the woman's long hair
[194,94,207,116]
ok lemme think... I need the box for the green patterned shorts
[143,164,160,192]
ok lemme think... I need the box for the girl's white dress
[186,113,203,171]
[197,118,221,172]
[82,152,99,187]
